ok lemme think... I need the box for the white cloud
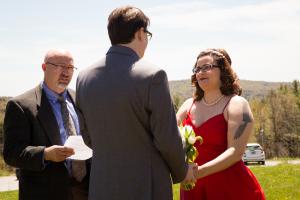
[147,0,300,38]
[143,0,300,82]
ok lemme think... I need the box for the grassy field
[0,155,14,177]
[0,190,18,200]
[0,164,299,200]
[251,164,300,200]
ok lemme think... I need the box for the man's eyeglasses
[46,62,77,72]
[144,29,152,40]
[192,64,218,74]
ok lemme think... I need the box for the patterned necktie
[57,95,86,182]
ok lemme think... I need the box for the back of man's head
[108,6,150,45]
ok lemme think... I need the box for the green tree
[265,86,300,157]
[292,80,299,97]
[172,94,183,113]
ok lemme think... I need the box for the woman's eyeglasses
[192,64,218,74]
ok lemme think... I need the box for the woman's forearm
[196,147,242,179]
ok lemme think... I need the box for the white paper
[64,136,93,160]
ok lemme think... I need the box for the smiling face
[192,49,242,101]
[195,55,222,92]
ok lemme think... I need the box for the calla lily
[178,123,203,190]
[185,125,194,134]
[188,135,196,145]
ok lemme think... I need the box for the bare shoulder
[227,96,254,140]
[181,98,194,111]
[178,98,193,112]
[176,98,194,124]
[183,98,194,107]
[229,95,248,105]
[227,95,253,120]
[227,95,249,110]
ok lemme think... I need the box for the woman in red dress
[177,49,265,200]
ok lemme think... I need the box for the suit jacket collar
[107,45,140,62]
[35,85,76,145]
[36,85,42,107]
[35,85,62,145]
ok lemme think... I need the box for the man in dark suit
[76,6,196,200]
[3,49,89,200]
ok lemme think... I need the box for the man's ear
[135,28,143,41]
[42,63,47,72]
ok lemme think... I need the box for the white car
[242,143,265,165]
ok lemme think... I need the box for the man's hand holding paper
[64,136,93,160]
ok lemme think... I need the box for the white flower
[178,126,184,134]
[185,125,194,134]
[178,126,186,146]
[177,123,203,191]
[188,135,196,145]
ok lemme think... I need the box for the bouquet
[178,124,203,190]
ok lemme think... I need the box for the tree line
[250,80,300,158]
[0,81,299,158]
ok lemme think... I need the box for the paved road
[267,160,300,166]
[0,175,18,192]
[0,160,299,192]
[247,160,300,167]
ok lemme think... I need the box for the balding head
[42,49,75,94]
[44,49,73,64]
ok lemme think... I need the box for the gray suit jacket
[76,45,187,200]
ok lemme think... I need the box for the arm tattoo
[234,104,253,140]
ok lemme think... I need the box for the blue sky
[1,0,299,96]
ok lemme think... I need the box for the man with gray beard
[3,49,90,200]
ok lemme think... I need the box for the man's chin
[57,83,68,90]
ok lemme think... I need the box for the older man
[3,49,89,200]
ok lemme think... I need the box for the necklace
[202,95,224,106]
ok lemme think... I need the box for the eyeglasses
[144,29,152,40]
[46,62,77,72]
[192,64,218,74]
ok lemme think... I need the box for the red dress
[180,102,266,200]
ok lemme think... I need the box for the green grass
[0,190,18,200]
[251,164,300,200]
[0,170,13,177]
[0,164,299,200]
[0,155,14,177]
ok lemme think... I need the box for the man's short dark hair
[107,6,150,45]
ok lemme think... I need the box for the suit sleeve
[77,108,91,148]
[76,78,92,148]
[2,100,46,171]
[148,70,188,183]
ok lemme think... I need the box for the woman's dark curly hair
[191,48,242,101]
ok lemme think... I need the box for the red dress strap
[222,96,232,113]
[188,99,195,114]
[183,99,195,123]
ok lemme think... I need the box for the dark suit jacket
[76,45,187,200]
[2,85,90,200]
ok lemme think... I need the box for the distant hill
[169,79,289,102]
[0,80,291,148]
[0,80,288,104]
